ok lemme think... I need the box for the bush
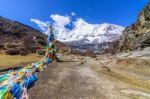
[0,44,4,50]
[26,46,36,53]
[71,49,97,58]
[19,47,28,56]
[37,40,47,46]
[5,48,19,55]
[19,51,28,56]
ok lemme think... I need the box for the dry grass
[91,65,150,93]
[90,57,150,93]
[103,71,150,92]
[0,52,43,66]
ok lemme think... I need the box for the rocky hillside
[0,16,73,56]
[0,16,47,46]
[0,16,48,55]
[119,3,150,51]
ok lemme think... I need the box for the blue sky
[0,0,149,31]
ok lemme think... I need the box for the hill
[0,16,47,48]
[0,16,48,55]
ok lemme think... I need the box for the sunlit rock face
[119,3,150,51]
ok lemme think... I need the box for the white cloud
[31,13,124,43]
[31,19,49,31]
[71,12,76,16]
[50,14,71,28]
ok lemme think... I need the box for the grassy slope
[0,52,43,66]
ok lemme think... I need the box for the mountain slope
[56,19,124,42]
[0,16,46,45]
[54,19,124,51]
[119,3,150,51]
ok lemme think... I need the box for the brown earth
[28,51,150,99]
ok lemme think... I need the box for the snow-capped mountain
[55,19,124,42]
[53,19,124,51]
[42,19,124,51]
[32,15,124,51]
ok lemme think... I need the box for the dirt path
[29,59,106,99]
[29,55,150,99]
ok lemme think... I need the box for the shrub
[71,49,97,58]
[0,44,4,50]
[5,48,19,55]
[26,46,36,53]
[19,47,28,56]
[37,39,47,46]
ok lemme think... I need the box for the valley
[29,48,150,99]
[0,1,150,99]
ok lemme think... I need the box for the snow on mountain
[31,15,124,51]
[54,18,124,44]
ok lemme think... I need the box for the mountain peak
[73,18,89,28]
[55,22,124,42]
[53,22,124,51]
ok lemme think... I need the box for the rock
[119,3,150,51]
